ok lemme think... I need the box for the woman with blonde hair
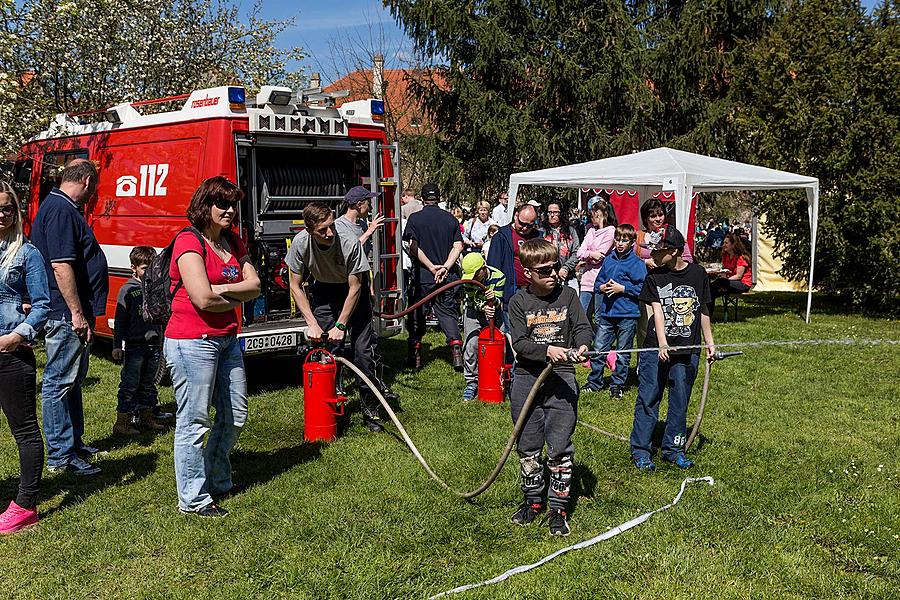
[463,200,496,254]
[0,182,51,533]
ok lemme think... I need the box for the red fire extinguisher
[477,319,509,404]
[302,349,346,442]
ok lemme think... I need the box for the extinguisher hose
[333,356,553,500]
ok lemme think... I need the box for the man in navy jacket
[486,204,540,325]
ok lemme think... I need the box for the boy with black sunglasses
[507,238,592,536]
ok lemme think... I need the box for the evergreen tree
[387,0,650,204]
[731,0,899,311]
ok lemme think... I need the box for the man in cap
[459,253,506,401]
[334,185,385,257]
[286,198,396,433]
[630,224,716,472]
[402,183,464,370]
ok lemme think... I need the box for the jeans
[579,291,595,328]
[587,316,638,389]
[0,347,42,508]
[165,335,248,511]
[42,317,92,467]
[630,351,700,461]
[116,345,160,413]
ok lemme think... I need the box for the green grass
[0,292,898,599]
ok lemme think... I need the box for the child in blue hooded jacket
[585,224,647,398]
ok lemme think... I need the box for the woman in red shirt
[710,232,753,310]
[164,177,260,518]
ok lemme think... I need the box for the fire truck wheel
[155,350,172,387]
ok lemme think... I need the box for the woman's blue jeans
[165,335,248,511]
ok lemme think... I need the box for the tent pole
[805,186,819,323]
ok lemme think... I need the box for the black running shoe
[546,508,570,537]
[180,503,228,518]
[363,417,385,433]
[511,502,543,525]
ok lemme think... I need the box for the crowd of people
[0,167,734,538]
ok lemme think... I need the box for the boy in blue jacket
[585,224,647,398]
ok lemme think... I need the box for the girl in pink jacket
[576,201,615,318]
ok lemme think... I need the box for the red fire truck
[9,84,404,357]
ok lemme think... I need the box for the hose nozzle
[713,350,743,360]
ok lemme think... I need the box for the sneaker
[180,503,228,518]
[0,501,39,534]
[664,454,694,469]
[511,502,543,525]
[152,408,174,421]
[462,382,478,402]
[77,444,107,456]
[545,508,570,537]
[48,456,101,476]
[633,456,656,472]
[582,383,604,393]
[609,386,624,400]
[363,416,385,433]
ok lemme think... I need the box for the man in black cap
[402,183,464,370]
[286,194,397,433]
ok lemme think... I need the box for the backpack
[141,227,206,325]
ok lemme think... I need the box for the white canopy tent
[505,147,820,322]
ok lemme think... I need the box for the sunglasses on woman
[0,205,17,216]
[213,198,238,211]
[529,262,559,277]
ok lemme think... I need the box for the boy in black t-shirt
[630,226,716,471]
[508,239,592,536]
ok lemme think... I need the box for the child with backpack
[112,246,171,436]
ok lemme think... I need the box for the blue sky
[241,0,411,84]
[246,0,883,84]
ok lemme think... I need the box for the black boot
[406,341,422,370]
[450,343,463,371]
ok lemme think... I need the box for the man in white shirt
[491,191,512,226]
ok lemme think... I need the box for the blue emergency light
[228,87,246,104]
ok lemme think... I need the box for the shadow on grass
[230,442,324,492]
[570,463,598,516]
[0,452,160,518]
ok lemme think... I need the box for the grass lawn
[0,292,897,599]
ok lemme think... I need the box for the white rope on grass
[428,476,716,599]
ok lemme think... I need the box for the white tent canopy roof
[507,147,818,196]
[505,147,820,321]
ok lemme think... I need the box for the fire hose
[577,349,742,451]
[335,354,553,500]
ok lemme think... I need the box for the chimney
[310,72,321,89]
[373,54,384,99]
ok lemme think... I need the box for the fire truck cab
[11,85,404,357]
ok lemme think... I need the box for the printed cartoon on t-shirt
[656,282,698,338]
[525,307,568,344]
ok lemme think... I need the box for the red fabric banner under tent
[577,188,699,256]
[503,148,819,322]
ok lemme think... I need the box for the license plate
[241,332,298,354]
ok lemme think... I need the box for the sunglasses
[213,198,238,211]
[0,205,16,216]
[529,262,559,277]
[517,219,536,229]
